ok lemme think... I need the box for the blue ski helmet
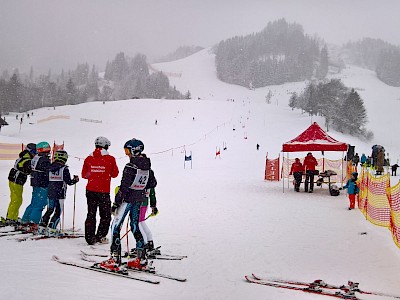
[124,138,144,156]
[25,143,37,155]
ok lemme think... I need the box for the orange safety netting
[0,143,23,160]
[358,170,391,227]
[388,181,400,248]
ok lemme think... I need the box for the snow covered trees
[290,79,371,139]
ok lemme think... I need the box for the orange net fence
[0,143,23,160]
[357,167,400,248]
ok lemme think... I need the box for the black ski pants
[85,190,111,245]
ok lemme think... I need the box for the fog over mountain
[1,0,399,73]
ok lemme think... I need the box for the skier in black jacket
[101,139,157,271]
[5,143,37,223]
[39,150,79,230]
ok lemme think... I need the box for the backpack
[330,184,340,196]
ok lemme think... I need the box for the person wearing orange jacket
[303,152,318,193]
[81,137,119,245]
[289,158,303,192]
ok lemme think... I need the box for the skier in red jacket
[303,152,318,193]
[81,137,119,245]
[289,158,303,192]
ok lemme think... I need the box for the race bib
[129,169,149,190]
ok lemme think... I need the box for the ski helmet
[124,138,144,156]
[54,150,68,164]
[95,136,111,149]
[36,141,51,153]
[25,143,37,155]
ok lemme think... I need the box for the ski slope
[0,49,400,300]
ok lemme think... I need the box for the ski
[80,253,186,282]
[86,246,187,260]
[16,234,84,242]
[52,255,160,284]
[251,274,400,299]
[245,276,360,299]
[0,230,27,237]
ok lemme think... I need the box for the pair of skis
[245,273,400,299]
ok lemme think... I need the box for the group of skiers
[4,137,158,268]
[290,152,359,210]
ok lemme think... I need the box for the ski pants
[110,201,144,255]
[348,194,357,209]
[40,198,64,229]
[293,172,302,191]
[139,205,153,244]
[85,190,111,245]
[304,170,315,192]
[7,181,24,221]
[21,187,48,224]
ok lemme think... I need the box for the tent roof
[282,122,348,152]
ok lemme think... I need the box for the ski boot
[305,284,323,293]
[97,257,127,274]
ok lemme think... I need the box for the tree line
[343,38,400,87]
[0,52,186,115]
[214,18,329,89]
[289,79,372,140]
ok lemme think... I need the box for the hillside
[0,48,399,300]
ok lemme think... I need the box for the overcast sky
[1,0,399,74]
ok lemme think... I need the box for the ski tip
[52,255,59,261]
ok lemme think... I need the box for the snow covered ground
[1,49,400,299]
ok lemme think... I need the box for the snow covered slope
[0,49,399,300]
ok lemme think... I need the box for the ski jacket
[115,154,157,205]
[360,154,367,164]
[290,161,303,174]
[8,150,33,185]
[343,179,359,195]
[81,148,119,193]
[303,155,318,171]
[30,153,51,187]
[48,162,78,200]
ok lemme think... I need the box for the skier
[343,172,359,210]
[289,158,303,192]
[21,141,51,224]
[140,187,158,252]
[352,153,360,167]
[391,163,399,176]
[39,150,79,230]
[303,152,318,193]
[5,143,37,224]
[105,138,157,270]
[360,153,367,166]
[81,136,119,245]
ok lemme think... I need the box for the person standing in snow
[289,158,303,192]
[81,137,119,245]
[39,150,79,230]
[391,163,399,176]
[4,143,37,224]
[108,138,157,268]
[21,141,51,224]
[343,172,359,210]
[352,153,360,168]
[360,153,367,166]
[303,152,318,193]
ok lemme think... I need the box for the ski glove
[151,207,158,215]
[111,203,119,216]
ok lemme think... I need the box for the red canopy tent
[281,122,348,191]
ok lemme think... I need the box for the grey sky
[1,0,399,74]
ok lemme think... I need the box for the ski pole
[72,183,76,234]
[144,209,159,220]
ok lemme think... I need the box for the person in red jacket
[303,152,318,193]
[289,158,303,192]
[81,137,119,245]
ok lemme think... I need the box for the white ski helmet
[95,136,111,149]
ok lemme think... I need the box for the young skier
[343,172,360,210]
[39,150,79,230]
[5,143,37,224]
[139,187,158,252]
[102,138,157,271]
[21,141,51,224]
